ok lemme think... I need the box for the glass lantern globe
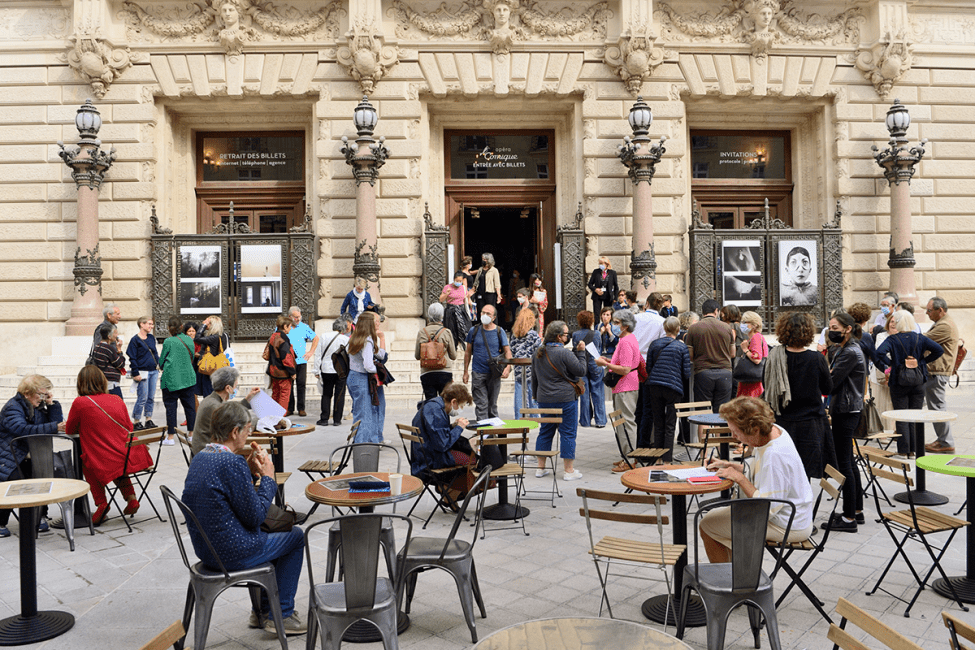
[885,99,910,140]
[75,99,102,138]
[627,96,653,137]
[353,96,378,136]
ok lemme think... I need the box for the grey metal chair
[305,513,413,650]
[160,486,289,650]
[325,443,402,582]
[676,497,795,650]
[10,433,94,551]
[397,466,491,643]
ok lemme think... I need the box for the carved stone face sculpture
[219,0,240,28]
[493,3,510,28]
[756,7,774,30]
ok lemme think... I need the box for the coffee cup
[389,473,403,496]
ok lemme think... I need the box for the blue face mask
[599,264,606,271]
[740,323,750,334]
[453,281,462,287]
[229,388,238,400]
[881,306,891,315]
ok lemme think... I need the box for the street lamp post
[57,99,116,336]
[872,99,926,305]
[341,96,390,305]
[617,96,667,303]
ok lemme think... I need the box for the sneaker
[821,514,857,533]
[162,437,175,446]
[50,517,65,530]
[563,470,584,481]
[266,612,307,636]
[37,519,49,533]
[248,611,267,629]
[144,419,157,429]
[316,420,329,426]
[925,441,955,454]
[855,512,865,524]
[0,526,9,538]
[535,469,550,478]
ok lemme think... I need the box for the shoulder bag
[177,336,199,373]
[732,337,767,384]
[198,336,230,376]
[261,502,296,533]
[542,347,585,397]
[950,339,967,388]
[319,333,340,373]
[478,326,506,380]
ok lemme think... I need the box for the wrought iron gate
[422,203,449,311]
[557,203,587,332]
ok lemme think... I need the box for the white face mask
[449,409,460,417]
[354,289,364,297]
[599,264,606,271]
[517,296,526,304]
[453,281,462,287]
[480,314,492,325]
[229,388,238,400]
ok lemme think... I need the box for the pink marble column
[342,96,389,306]
[57,99,116,335]
[617,97,667,304]
[872,100,926,307]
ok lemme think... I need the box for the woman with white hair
[340,277,377,325]
[415,302,457,399]
[472,252,501,316]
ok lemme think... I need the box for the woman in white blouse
[345,312,387,442]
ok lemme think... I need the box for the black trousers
[475,292,497,317]
[831,411,863,518]
[421,372,453,400]
[636,383,654,449]
[288,363,308,413]
[889,384,924,455]
[649,386,682,461]
[162,385,196,434]
[319,373,347,424]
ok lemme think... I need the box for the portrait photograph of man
[778,241,818,306]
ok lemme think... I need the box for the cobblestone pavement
[2,386,974,650]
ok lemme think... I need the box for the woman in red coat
[66,365,153,525]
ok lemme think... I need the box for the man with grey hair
[464,303,512,420]
[92,303,121,349]
[286,306,319,418]
[190,366,261,456]
[314,317,351,426]
[416,302,457,399]
[923,296,959,453]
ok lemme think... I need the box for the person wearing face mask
[735,311,768,397]
[472,253,501,316]
[463,305,512,420]
[340,277,377,325]
[415,303,458,400]
[411,383,485,476]
[512,287,535,324]
[440,270,472,350]
[872,291,898,335]
[587,256,618,316]
[190,366,262,457]
[528,272,549,332]
[506,269,526,325]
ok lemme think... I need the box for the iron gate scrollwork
[150,205,316,341]
[688,199,843,332]
[422,202,449,312]
[558,203,587,332]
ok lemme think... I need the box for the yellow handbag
[198,337,230,376]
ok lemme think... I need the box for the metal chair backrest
[10,433,77,480]
[328,443,401,475]
[160,485,231,580]
[692,498,795,593]
[442,467,492,557]
[306,513,413,610]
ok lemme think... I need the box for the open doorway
[463,205,539,327]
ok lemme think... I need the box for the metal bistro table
[474,616,693,650]
[621,465,733,628]
[883,409,957,506]
[306,471,424,643]
[0,478,90,646]
[469,419,539,521]
[915,454,975,604]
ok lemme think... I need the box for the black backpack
[331,344,350,380]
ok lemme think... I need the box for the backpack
[895,335,924,388]
[331,343,350,380]
[420,327,448,370]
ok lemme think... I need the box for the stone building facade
[1,0,974,368]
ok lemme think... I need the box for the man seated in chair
[699,397,815,563]
[182,401,306,635]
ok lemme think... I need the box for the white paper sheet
[250,390,286,419]
[665,466,718,480]
[585,341,601,359]
[474,417,506,428]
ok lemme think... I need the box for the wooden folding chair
[765,464,845,624]
[577,488,684,627]
[105,427,167,532]
[606,409,667,471]
[513,408,562,507]
[298,423,358,481]
[828,597,923,650]
[174,429,193,467]
[673,401,713,461]
[853,435,899,507]
[139,620,188,650]
[944,611,975,650]
[865,455,970,617]
[396,423,466,528]
[475,427,529,538]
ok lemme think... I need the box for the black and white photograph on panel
[180,281,221,313]
[721,240,762,306]
[240,244,283,313]
[179,245,221,279]
[778,240,819,307]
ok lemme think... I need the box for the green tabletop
[915,454,975,478]
[499,419,540,431]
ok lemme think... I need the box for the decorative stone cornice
[62,31,136,99]
[853,32,914,99]
[656,0,863,59]
[120,0,344,55]
[604,29,666,96]
[337,19,400,95]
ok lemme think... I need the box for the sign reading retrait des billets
[449,133,551,180]
[202,135,303,182]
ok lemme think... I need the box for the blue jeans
[536,400,579,460]
[513,376,537,419]
[347,370,385,443]
[579,368,607,427]
[228,527,305,618]
[132,370,158,420]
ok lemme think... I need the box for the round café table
[883,409,957,506]
[621,465,733,628]
[306,472,423,643]
[469,419,539,521]
[474,616,692,650]
[915,454,975,603]
[0,478,90,646]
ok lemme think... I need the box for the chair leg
[192,591,215,650]
[449,560,479,643]
[593,558,613,619]
[470,560,487,619]
[676,583,691,640]
[704,601,731,650]
[747,604,762,649]
[80,494,94,536]
[259,576,289,650]
[59,501,75,552]
[755,592,783,650]
[306,588,318,650]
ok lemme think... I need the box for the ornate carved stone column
[341,96,389,303]
[616,96,666,303]
[57,99,116,335]
[872,99,926,305]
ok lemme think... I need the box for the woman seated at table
[700,396,814,563]
[66,365,152,526]
[182,401,306,635]
[410,383,502,475]
[0,374,65,537]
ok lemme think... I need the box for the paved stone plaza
[2,387,974,650]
